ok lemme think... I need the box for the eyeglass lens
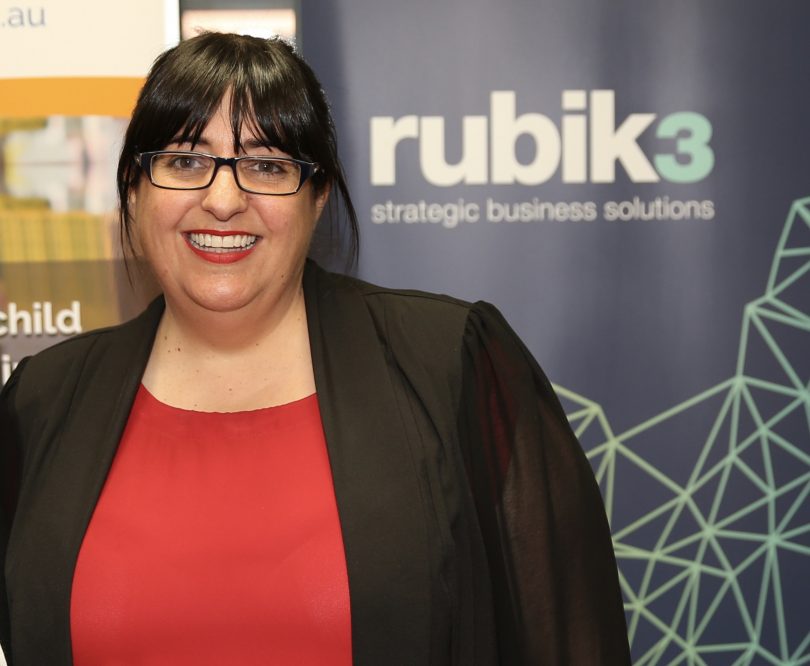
[149,153,303,194]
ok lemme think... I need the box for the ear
[125,185,144,257]
[313,181,331,219]
[127,183,137,217]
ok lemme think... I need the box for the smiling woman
[0,32,630,666]
[129,93,329,369]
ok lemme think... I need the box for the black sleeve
[457,302,630,664]
[0,357,29,665]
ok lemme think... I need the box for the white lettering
[0,301,83,337]
[1,353,18,385]
[369,90,712,186]
[370,116,418,185]
[420,116,488,186]
[561,90,587,183]
[590,90,658,182]
[490,91,560,185]
[56,301,82,335]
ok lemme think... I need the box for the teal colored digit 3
[655,112,715,183]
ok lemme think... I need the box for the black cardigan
[0,262,630,665]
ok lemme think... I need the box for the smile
[187,232,258,252]
[184,231,259,264]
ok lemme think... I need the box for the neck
[142,279,316,411]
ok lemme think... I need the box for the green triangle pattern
[556,197,810,665]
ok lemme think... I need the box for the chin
[192,295,254,314]
[171,284,256,314]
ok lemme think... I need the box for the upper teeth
[189,233,257,249]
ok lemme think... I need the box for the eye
[242,158,295,179]
[164,154,209,171]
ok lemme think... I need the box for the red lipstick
[184,231,258,264]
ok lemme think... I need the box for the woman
[0,33,630,665]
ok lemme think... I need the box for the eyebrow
[241,138,270,150]
[168,136,274,153]
[168,136,208,148]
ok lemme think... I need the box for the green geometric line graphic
[556,197,810,665]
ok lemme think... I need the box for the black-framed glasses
[136,150,320,195]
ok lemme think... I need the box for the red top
[71,385,352,666]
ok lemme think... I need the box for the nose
[200,164,248,220]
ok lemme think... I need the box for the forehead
[173,96,273,152]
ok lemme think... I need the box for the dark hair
[117,32,358,267]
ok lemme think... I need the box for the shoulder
[304,262,517,388]
[306,260,478,343]
[4,298,164,408]
[313,268,549,398]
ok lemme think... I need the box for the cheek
[258,199,309,236]
[134,189,193,235]
[294,203,321,248]
[130,195,177,262]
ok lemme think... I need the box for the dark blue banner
[303,2,810,662]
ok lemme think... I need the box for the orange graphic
[0,78,144,118]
